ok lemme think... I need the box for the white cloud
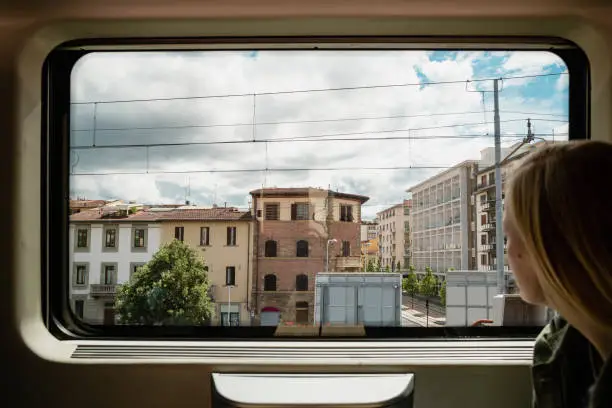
[70,50,570,219]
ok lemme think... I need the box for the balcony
[335,256,362,269]
[481,201,494,211]
[481,222,496,232]
[90,283,117,297]
[480,244,496,252]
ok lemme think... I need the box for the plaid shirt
[532,315,611,408]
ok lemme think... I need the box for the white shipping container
[314,273,402,326]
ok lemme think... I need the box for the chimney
[224,202,227,208]
[185,200,190,205]
[213,204,218,208]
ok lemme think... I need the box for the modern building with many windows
[407,161,478,273]
[249,187,369,326]
[69,203,161,324]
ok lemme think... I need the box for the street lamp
[326,239,338,272]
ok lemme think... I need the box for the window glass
[69,49,569,329]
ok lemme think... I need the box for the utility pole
[493,79,505,294]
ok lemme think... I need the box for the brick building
[249,188,369,326]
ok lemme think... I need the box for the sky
[70,50,569,220]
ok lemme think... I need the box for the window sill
[61,338,535,365]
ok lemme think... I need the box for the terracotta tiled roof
[70,208,159,222]
[249,187,369,203]
[69,199,106,208]
[155,208,252,221]
[70,207,253,222]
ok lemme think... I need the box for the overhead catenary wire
[70,131,566,151]
[71,110,568,133]
[70,71,568,105]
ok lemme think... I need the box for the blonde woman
[503,140,612,408]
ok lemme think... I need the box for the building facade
[360,221,378,242]
[155,207,254,326]
[407,161,478,273]
[475,142,543,271]
[376,202,410,271]
[69,203,161,324]
[249,188,369,326]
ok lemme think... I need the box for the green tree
[366,258,376,272]
[402,273,418,296]
[115,240,214,325]
[396,261,401,272]
[419,266,438,298]
[439,280,447,307]
[385,264,391,273]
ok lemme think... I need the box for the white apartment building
[376,200,411,271]
[475,142,542,271]
[407,161,478,273]
[360,221,378,242]
[69,204,161,324]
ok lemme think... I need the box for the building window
[340,204,353,222]
[220,305,240,327]
[265,240,277,257]
[291,202,311,220]
[130,263,145,280]
[101,264,117,285]
[481,254,487,265]
[296,301,309,324]
[200,227,210,246]
[227,226,237,246]
[481,214,487,225]
[76,228,88,248]
[264,274,277,291]
[133,228,146,248]
[104,227,117,248]
[73,263,88,287]
[175,226,184,241]
[341,241,350,257]
[225,266,236,286]
[296,274,308,291]
[265,203,280,220]
[296,240,309,257]
[76,265,86,285]
[74,300,84,319]
[481,235,487,245]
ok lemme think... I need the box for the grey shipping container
[314,273,402,326]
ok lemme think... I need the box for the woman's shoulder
[533,314,572,366]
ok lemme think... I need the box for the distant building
[69,202,161,324]
[376,200,411,271]
[249,187,369,326]
[154,207,254,326]
[475,141,546,271]
[407,161,478,273]
[360,221,378,242]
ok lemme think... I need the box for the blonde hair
[507,140,612,328]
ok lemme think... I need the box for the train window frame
[43,37,589,340]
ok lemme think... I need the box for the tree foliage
[419,266,438,298]
[439,280,447,307]
[396,261,401,272]
[366,258,376,272]
[402,273,418,296]
[115,240,214,325]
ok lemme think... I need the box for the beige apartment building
[408,161,478,273]
[156,207,254,326]
[376,200,411,271]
